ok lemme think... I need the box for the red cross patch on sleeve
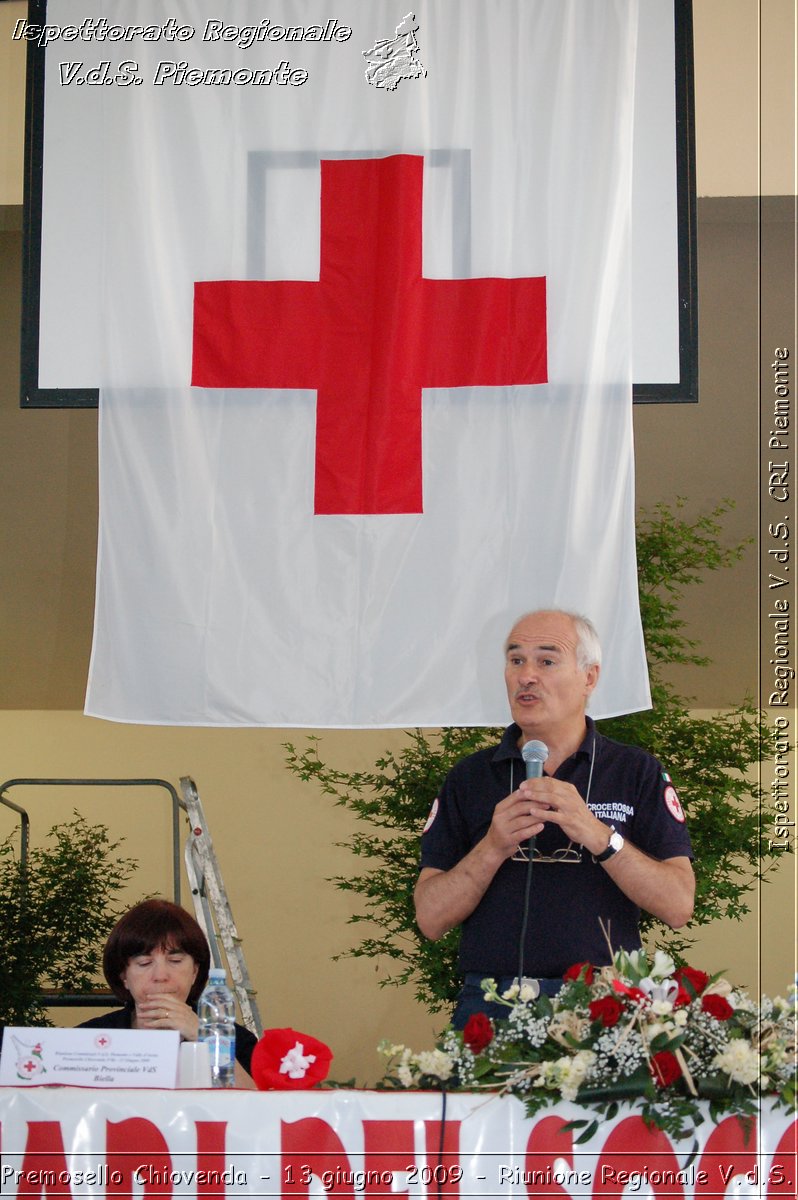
[663,785,686,823]
[422,797,439,833]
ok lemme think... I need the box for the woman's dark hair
[103,899,210,1005]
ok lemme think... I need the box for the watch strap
[596,828,624,862]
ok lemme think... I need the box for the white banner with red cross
[81,0,649,726]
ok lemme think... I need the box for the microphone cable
[514,735,597,987]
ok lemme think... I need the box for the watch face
[596,829,623,861]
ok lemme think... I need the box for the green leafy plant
[0,813,137,1026]
[285,501,774,1014]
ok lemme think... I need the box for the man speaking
[415,610,695,1028]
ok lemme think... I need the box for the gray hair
[569,612,602,670]
[508,609,602,670]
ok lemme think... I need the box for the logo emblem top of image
[363,12,426,90]
[11,1034,47,1081]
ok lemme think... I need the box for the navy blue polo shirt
[419,720,693,978]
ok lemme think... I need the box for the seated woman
[78,898,257,1088]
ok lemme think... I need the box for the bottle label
[209,1035,235,1067]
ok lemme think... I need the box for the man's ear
[584,663,600,696]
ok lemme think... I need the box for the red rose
[563,962,595,986]
[463,1012,494,1053]
[673,966,709,1005]
[701,993,734,1021]
[650,1050,682,1089]
[589,995,624,1028]
[251,1028,333,1090]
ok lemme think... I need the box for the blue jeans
[451,973,563,1030]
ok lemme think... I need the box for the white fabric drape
[83,0,648,726]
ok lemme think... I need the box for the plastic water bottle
[197,967,236,1088]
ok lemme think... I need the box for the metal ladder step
[179,776,262,1037]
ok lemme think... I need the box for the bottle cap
[208,967,226,982]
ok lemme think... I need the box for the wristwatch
[596,828,625,862]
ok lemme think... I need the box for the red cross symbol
[192,155,547,514]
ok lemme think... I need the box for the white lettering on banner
[0,1091,794,1198]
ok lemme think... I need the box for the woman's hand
[134,994,200,1042]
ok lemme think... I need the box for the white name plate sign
[0,1026,179,1088]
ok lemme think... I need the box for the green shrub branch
[0,814,137,1026]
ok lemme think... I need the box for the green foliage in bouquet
[0,814,137,1026]
[379,948,796,1140]
[285,501,774,1014]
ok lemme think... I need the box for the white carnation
[713,1040,762,1086]
[542,1051,596,1102]
[397,1062,414,1088]
[558,1051,596,1102]
[415,1050,455,1081]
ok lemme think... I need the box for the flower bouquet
[380,949,796,1140]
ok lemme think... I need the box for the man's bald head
[506,609,601,671]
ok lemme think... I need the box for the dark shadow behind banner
[20,0,697,409]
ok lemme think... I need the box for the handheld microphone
[521,739,549,779]
[520,739,548,855]
[516,739,549,988]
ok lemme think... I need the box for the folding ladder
[179,776,262,1036]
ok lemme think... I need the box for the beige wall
[693,0,796,195]
[1,711,794,1085]
[0,2,796,1083]
[0,3,26,207]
